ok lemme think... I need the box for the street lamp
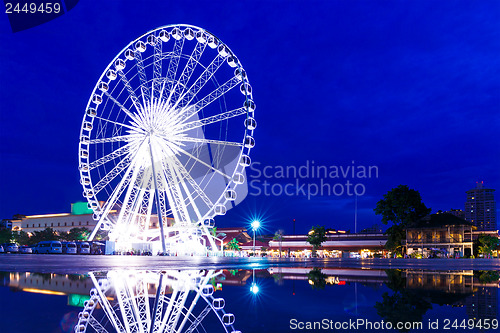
[251,220,260,256]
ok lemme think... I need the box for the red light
[338,281,346,285]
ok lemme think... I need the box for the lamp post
[251,220,260,256]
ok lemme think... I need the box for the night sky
[0,0,498,235]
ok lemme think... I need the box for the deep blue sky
[0,0,498,234]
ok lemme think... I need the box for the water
[0,262,499,333]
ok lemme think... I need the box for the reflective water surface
[1,267,499,333]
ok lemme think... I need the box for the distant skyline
[0,0,498,234]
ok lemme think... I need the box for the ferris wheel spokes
[87,135,131,145]
[116,66,142,111]
[92,156,132,195]
[101,89,140,123]
[163,36,185,103]
[176,106,247,132]
[132,47,150,106]
[88,144,131,171]
[153,34,163,100]
[173,146,232,180]
[94,116,138,131]
[172,53,226,111]
[167,39,207,108]
[168,150,215,208]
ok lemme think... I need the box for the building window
[86,221,89,225]
[44,223,47,227]
[38,224,40,227]
[64,222,67,226]
[58,223,60,227]
[72,222,74,226]
[51,223,53,227]
[79,221,81,226]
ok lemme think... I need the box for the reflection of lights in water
[75,270,241,333]
[22,288,66,295]
[250,283,259,294]
[342,285,368,317]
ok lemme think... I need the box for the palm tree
[273,229,284,257]
[226,238,240,251]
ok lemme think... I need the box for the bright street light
[251,220,260,230]
[250,283,259,294]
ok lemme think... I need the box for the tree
[60,227,90,241]
[307,268,327,290]
[226,238,240,251]
[375,270,432,332]
[374,185,431,255]
[273,229,284,257]
[307,225,327,257]
[30,227,59,244]
[474,234,499,257]
[12,230,31,245]
[0,229,13,244]
[375,291,432,332]
[93,229,109,241]
[475,270,500,284]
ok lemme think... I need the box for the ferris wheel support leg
[202,226,220,253]
[88,222,101,241]
[149,139,167,254]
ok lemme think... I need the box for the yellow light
[26,213,71,219]
[22,288,67,296]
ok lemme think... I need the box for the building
[18,202,100,235]
[267,231,387,258]
[14,202,169,238]
[438,209,465,220]
[0,219,13,230]
[465,182,496,231]
[405,214,474,258]
[466,286,498,324]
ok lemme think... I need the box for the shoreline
[0,255,499,274]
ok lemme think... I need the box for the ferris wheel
[78,24,256,252]
[75,270,241,333]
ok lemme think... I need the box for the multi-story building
[15,202,170,236]
[438,209,465,220]
[465,182,497,231]
[0,219,13,230]
[466,286,498,324]
[405,214,474,258]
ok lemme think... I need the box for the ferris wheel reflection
[75,270,241,333]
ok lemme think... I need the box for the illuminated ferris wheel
[78,24,256,252]
[75,270,241,333]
